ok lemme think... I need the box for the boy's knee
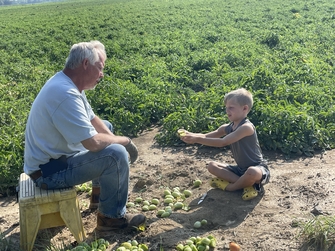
[207,161,216,172]
[246,166,262,180]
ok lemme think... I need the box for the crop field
[0,0,335,193]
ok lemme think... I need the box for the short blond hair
[224,88,253,111]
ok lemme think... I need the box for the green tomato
[200,237,211,246]
[142,200,150,206]
[189,237,197,243]
[97,238,105,245]
[98,244,106,251]
[183,190,192,197]
[164,198,174,204]
[121,242,132,249]
[79,242,90,248]
[91,241,98,249]
[186,239,194,246]
[193,221,202,228]
[174,202,184,209]
[127,202,135,207]
[157,209,165,216]
[135,197,143,203]
[176,243,184,251]
[138,244,148,251]
[161,211,170,218]
[209,239,216,248]
[149,204,157,210]
[163,189,171,196]
[131,240,138,246]
[193,179,202,187]
[201,219,208,225]
[197,245,206,251]
[190,244,197,251]
[142,205,149,211]
[164,194,174,199]
[183,246,192,251]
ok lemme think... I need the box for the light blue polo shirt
[24,71,97,175]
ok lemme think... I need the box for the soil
[1,127,335,251]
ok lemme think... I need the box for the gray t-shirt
[24,71,97,175]
[225,118,264,171]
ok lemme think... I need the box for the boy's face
[225,98,248,122]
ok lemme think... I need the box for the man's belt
[29,169,43,181]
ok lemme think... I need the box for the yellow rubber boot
[242,186,258,200]
[209,178,229,190]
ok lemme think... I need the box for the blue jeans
[35,121,129,218]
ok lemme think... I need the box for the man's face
[84,53,105,90]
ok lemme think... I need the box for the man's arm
[91,116,114,135]
[81,116,129,152]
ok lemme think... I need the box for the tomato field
[0,0,335,193]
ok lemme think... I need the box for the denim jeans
[34,121,129,218]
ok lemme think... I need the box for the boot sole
[96,225,126,231]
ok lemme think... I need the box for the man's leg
[90,120,114,209]
[35,144,145,229]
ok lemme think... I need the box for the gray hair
[64,40,106,69]
[224,88,253,111]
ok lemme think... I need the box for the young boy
[180,88,270,200]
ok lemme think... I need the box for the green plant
[297,215,335,251]
[0,231,16,251]
[2,0,335,195]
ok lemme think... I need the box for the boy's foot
[209,178,229,190]
[242,186,258,200]
[96,212,146,231]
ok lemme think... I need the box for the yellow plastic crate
[19,173,86,251]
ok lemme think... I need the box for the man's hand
[125,138,138,163]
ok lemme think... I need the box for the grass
[0,230,18,251]
[298,215,335,251]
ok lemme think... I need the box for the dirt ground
[1,127,335,251]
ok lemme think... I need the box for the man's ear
[82,58,89,69]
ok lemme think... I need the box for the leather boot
[89,186,100,210]
[97,212,146,231]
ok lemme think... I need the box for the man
[24,41,146,230]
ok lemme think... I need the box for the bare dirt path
[1,127,334,250]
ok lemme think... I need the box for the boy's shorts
[226,162,270,185]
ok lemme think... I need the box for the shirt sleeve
[51,93,97,145]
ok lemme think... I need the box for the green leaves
[1,0,335,194]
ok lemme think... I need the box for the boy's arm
[204,124,227,138]
[182,123,254,147]
[182,124,228,139]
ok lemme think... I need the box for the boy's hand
[180,135,197,144]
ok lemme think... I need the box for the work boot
[96,212,146,231]
[89,187,100,210]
